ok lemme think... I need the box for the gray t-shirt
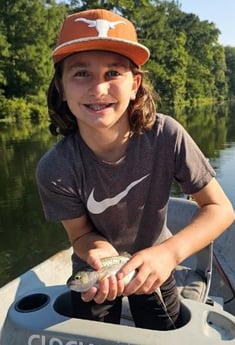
[36,114,215,269]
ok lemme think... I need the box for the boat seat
[167,197,213,303]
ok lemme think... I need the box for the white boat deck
[0,246,235,345]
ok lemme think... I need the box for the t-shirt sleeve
[172,118,216,194]
[36,149,86,221]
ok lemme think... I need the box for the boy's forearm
[62,217,118,263]
[163,202,234,266]
[72,231,117,261]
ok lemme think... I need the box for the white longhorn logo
[74,18,126,37]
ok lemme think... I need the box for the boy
[36,9,234,330]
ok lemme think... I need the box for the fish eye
[75,274,82,280]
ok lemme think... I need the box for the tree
[225,46,235,97]
[0,31,9,90]
[212,44,228,100]
[166,6,224,102]
[0,0,67,98]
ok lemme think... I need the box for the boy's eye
[106,70,121,78]
[74,70,89,77]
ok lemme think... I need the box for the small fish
[67,254,135,292]
[68,253,176,328]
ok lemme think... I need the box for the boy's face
[61,51,141,135]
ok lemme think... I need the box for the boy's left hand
[117,245,176,295]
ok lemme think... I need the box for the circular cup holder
[15,293,50,313]
[177,302,191,328]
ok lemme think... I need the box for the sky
[178,0,235,47]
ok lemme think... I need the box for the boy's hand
[81,246,125,303]
[85,247,119,270]
[81,275,125,303]
[117,244,176,296]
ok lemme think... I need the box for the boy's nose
[88,76,109,97]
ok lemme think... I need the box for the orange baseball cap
[52,9,150,67]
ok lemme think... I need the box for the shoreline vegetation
[0,0,235,123]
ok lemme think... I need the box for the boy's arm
[166,177,234,265]
[62,215,118,270]
[62,215,122,303]
[120,177,235,295]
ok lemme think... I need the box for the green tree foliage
[0,31,10,90]
[0,0,68,120]
[0,0,234,121]
[225,46,235,97]
[166,7,227,102]
[0,0,67,98]
[212,45,228,100]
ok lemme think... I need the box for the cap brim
[52,37,150,66]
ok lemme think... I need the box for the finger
[140,273,160,294]
[116,276,125,296]
[86,254,102,270]
[105,276,126,299]
[148,280,161,294]
[93,278,109,304]
[81,286,98,302]
[124,267,150,295]
[106,275,118,301]
[136,277,161,295]
[117,255,142,280]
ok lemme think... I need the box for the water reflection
[166,102,235,197]
[0,119,69,286]
[0,102,234,287]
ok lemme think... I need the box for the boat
[0,197,235,345]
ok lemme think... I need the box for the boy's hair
[47,61,157,136]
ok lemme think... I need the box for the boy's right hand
[81,274,125,303]
[82,247,125,303]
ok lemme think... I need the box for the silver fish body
[68,254,135,292]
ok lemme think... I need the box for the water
[0,119,69,287]
[0,103,235,287]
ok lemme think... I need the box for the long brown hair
[47,59,157,136]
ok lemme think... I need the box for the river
[0,102,235,288]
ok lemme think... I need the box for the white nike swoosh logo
[87,174,149,214]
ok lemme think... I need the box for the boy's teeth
[89,104,107,110]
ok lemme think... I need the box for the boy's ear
[131,74,141,100]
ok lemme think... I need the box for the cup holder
[204,311,235,340]
[15,293,50,313]
[54,291,74,317]
[178,302,191,328]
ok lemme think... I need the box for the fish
[67,254,135,292]
[67,253,162,301]
[67,253,176,328]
